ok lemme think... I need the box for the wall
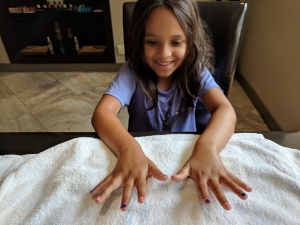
[237,0,300,130]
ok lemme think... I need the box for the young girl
[91,0,252,211]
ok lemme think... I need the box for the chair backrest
[123,2,247,132]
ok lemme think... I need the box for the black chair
[123,2,247,132]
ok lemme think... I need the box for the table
[0,131,299,155]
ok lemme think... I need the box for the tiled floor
[0,71,269,132]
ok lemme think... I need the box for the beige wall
[0,36,10,63]
[109,0,136,63]
[237,0,300,130]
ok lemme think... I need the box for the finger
[148,162,168,181]
[120,179,134,211]
[135,179,147,203]
[90,174,113,196]
[209,180,231,210]
[195,179,211,205]
[95,176,122,204]
[171,164,190,181]
[228,173,252,192]
[220,176,248,200]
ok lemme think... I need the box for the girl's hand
[90,149,168,211]
[171,149,252,210]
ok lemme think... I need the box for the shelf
[0,0,115,64]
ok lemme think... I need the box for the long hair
[128,0,215,109]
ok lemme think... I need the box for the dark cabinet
[0,0,115,63]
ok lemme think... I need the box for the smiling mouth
[155,61,174,66]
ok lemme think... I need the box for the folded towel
[0,133,299,224]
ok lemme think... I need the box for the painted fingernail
[95,196,101,201]
[205,199,211,203]
[241,192,247,197]
[162,174,168,177]
[90,189,94,194]
[121,203,127,208]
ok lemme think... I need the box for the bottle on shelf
[43,1,47,9]
[47,37,54,55]
[53,1,57,8]
[47,1,51,8]
[74,37,80,54]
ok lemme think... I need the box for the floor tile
[235,113,269,131]
[79,87,107,108]
[0,80,14,99]
[0,113,48,132]
[233,106,249,122]
[0,72,55,95]
[229,80,255,112]
[32,96,95,132]
[47,71,82,80]
[17,81,75,112]
[0,96,30,121]
[58,72,113,95]
[117,107,129,130]
[99,72,117,80]
[62,119,95,132]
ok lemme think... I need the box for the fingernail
[223,202,231,210]
[121,203,127,208]
[241,192,247,197]
[90,189,94,194]
[205,198,211,203]
[95,196,101,201]
[162,173,168,177]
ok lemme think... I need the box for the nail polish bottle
[36,1,41,9]
[53,1,57,8]
[47,1,51,8]
[73,5,78,13]
[47,36,54,55]
[74,37,80,54]
[43,1,47,9]
[58,1,62,8]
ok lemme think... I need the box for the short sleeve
[104,61,137,108]
[197,67,222,100]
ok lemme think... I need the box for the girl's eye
[146,40,158,45]
[172,40,182,45]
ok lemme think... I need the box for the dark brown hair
[128,0,215,109]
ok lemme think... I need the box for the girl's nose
[157,44,171,58]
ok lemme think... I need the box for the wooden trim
[0,63,123,72]
[235,70,282,131]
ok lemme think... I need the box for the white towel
[0,133,299,225]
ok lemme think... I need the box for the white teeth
[156,61,172,66]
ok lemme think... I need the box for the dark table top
[0,131,299,155]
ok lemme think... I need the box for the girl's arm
[91,95,167,211]
[172,88,252,210]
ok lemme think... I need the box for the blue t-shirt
[105,61,220,132]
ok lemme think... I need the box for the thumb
[171,164,190,181]
[148,162,168,181]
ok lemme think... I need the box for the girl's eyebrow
[145,33,186,38]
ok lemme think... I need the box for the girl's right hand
[90,149,168,211]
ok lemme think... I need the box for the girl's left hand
[171,149,252,210]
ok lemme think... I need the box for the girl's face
[144,7,187,85]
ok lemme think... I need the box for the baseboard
[0,63,123,72]
[235,70,282,131]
